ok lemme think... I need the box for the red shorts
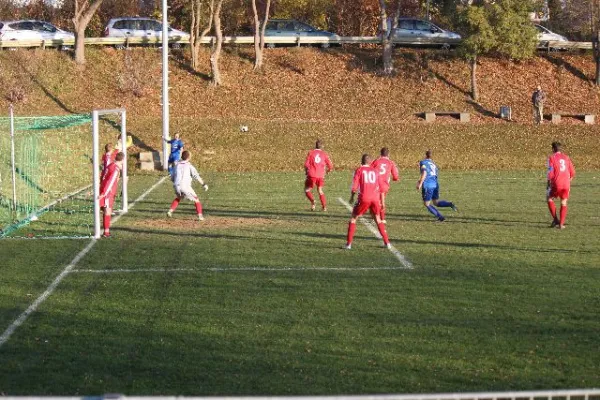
[305,176,325,189]
[548,186,570,200]
[100,194,116,209]
[352,198,381,218]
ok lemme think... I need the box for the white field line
[72,266,408,274]
[338,197,413,270]
[0,176,168,350]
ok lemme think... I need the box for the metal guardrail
[0,35,593,49]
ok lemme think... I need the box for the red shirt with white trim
[100,163,121,200]
[304,149,333,179]
[547,152,575,189]
[352,165,380,202]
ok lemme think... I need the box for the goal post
[0,107,129,239]
[92,108,128,239]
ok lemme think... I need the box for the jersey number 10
[362,170,377,184]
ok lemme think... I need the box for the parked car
[390,18,461,49]
[0,20,74,46]
[535,24,569,49]
[104,17,189,48]
[263,19,340,48]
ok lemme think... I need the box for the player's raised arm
[190,165,208,190]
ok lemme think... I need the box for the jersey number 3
[559,159,566,172]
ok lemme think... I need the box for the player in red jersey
[101,143,118,181]
[99,152,124,238]
[346,154,391,250]
[547,141,575,229]
[304,139,333,211]
[370,147,400,223]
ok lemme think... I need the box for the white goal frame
[92,108,128,239]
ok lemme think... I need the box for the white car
[535,24,569,49]
[0,20,74,45]
[104,17,189,48]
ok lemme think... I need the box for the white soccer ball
[240,125,249,132]
[30,215,38,222]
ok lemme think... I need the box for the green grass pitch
[0,171,599,395]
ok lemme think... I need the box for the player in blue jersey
[166,133,184,176]
[416,150,457,221]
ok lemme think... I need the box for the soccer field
[1,171,599,395]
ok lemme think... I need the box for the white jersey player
[167,150,208,221]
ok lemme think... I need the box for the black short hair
[425,149,432,158]
[115,152,125,162]
[381,147,389,156]
[315,139,322,149]
[552,142,561,152]
[361,153,370,165]
[181,150,190,160]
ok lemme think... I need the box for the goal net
[0,107,129,239]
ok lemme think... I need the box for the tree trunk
[252,0,262,71]
[595,31,600,86]
[190,0,213,71]
[470,56,478,102]
[72,0,105,65]
[74,26,86,65]
[210,0,224,86]
[252,0,271,71]
[378,0,401,76]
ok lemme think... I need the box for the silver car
[263,19,340,48]
[104,17,189,48]
[535,24,569,49]
[0,20,74,46]
[391,18,461,49]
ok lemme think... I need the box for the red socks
[195,201,203,215]
[560,205,568,226]
[377,223,390,244]
[170,198,180,211]
[103,214,111,235]
[347,222,356,246]
[548,201,557,221]
[319,193,326,209]
[305,191,315,204]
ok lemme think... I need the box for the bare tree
[593,0,600,85]
[190,0,214,71]
[209,0,224,86]
[378,0,402,75]
[73,0,105,65]
[251,0,272,71]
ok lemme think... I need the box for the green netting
[0,114,92,131]
[0,114,120,238]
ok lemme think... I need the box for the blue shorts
[168,154,181,164]
[422,185,439,202]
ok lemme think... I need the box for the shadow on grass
[542,53,590,82]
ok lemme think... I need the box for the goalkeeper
[166,133,184,177]
[167,150,208,221]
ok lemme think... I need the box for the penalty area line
[0,175,169,350]
[338,197,413,270]
[72,265,409,274]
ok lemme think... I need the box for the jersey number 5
[379,164,387,175]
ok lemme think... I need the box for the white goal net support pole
[92,108,128,239]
